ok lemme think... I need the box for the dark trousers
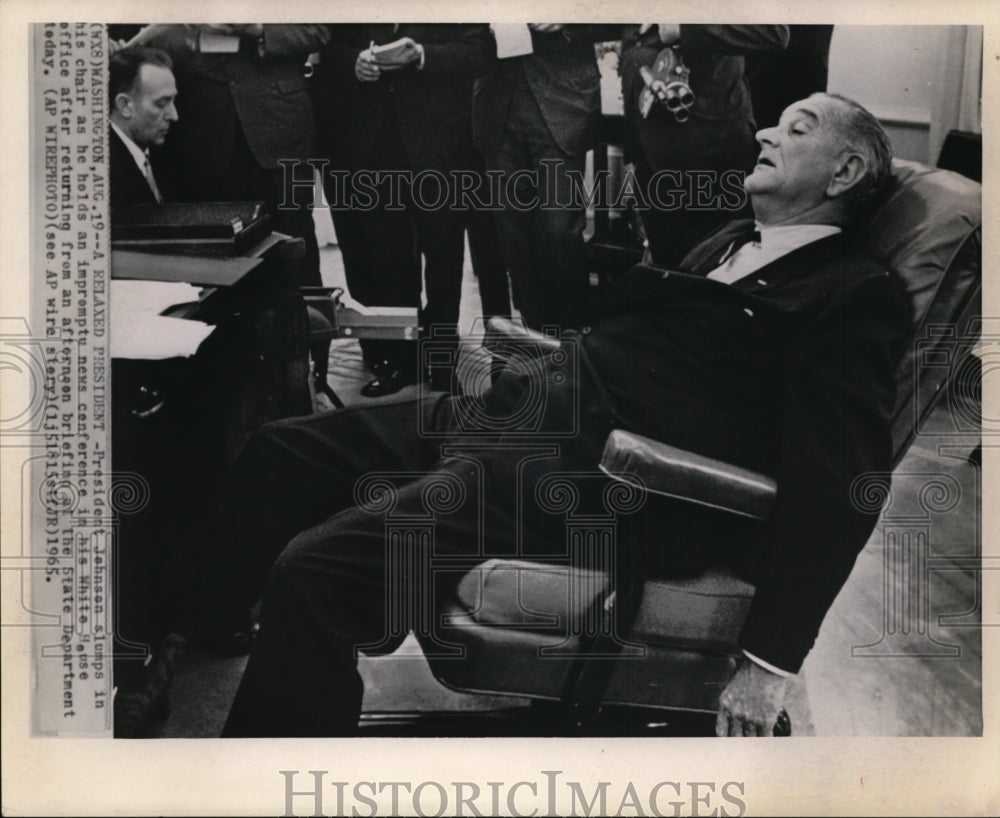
[329,192,420,372]
[221,357,619,736]
[467,151,512,323]
[468,207,513,321]
[326,114,467,381]
[484,75,590,332]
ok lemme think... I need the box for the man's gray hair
[814,92,893,212]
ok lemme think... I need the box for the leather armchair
[419,159,982,729]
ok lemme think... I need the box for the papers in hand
[370,38,412,65]
[199,30,240,53]
[491,24,533,59]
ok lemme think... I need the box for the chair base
[357,702,720,737]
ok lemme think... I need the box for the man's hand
[355,49,381,82]
[716,657,788,737]
[373,37,423,70]
[528,24,566,34]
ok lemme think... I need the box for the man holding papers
[313,24,494,396]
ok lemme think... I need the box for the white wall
[827,25,953,163]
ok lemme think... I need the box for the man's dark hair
[109,46,173,103]
[815,91,893,212]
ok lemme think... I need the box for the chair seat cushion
[427,560,755,700]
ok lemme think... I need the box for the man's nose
[755,126,778,147]
[165,103,179,122]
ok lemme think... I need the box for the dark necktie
[143,155,163,204]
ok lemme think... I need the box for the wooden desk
[109,232,312,726]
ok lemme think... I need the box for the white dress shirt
[707,223,842,285]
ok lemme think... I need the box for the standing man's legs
[413,204,468,392]
[328,199,421,374]
[487,82,590,332]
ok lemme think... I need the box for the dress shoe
[361,367,417,398]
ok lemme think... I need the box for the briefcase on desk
[111,201,272,256]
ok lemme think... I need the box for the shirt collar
[706,222,842,284]
[753,221,842,253]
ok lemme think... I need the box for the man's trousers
[484,72,591,333]
[221,361,617,736]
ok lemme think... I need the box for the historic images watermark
[280,159,750,215]
[278,770,749,817]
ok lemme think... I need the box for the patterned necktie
[143,155,163,204]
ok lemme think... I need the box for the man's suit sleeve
[678,25,790,54]
[738,268,910,673]
[419,25,495,79]
[261,25,331,57]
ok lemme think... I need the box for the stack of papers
[111,281,214,360]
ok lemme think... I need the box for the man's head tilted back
[109,47,178,149]
[744,92,893,227]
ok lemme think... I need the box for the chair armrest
[486,317,563,353]
[599,429,777,520]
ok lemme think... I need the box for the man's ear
[826,153,866,199]
[114,92,134,118]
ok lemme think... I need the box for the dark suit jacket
[473,24,619,157]
[581,219,911,671]
[620,25,789,169]
[154,25,329,177]
[109,126,159,206]
[313,24,494,172]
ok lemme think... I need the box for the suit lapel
[110,127,157,206]
[680,218,756,275]
[598,223,849,319]
[730,232,845,295]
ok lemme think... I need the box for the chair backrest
[862,159,982,463]
[936,130,982,183]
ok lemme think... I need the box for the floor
[153,236,983,739]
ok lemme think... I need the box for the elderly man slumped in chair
[220,92,909,738]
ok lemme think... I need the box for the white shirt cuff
[417,43,426,69]
[742,649,794,677]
